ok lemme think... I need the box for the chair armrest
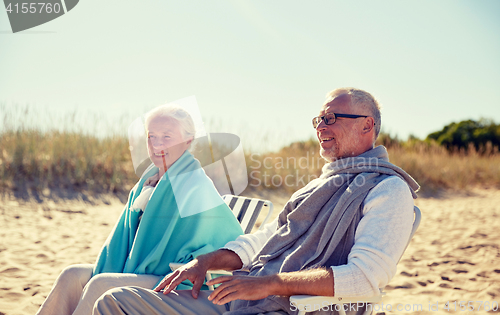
[169,262,233,276]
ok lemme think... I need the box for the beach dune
[0,188,499,315]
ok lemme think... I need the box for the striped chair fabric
[222,195,274,234]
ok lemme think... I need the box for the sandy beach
[1,188,499,315]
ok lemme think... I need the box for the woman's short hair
[144,105,195,140]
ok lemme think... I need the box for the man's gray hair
[327,88,382,140]
[144,105,195,140]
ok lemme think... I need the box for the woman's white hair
[144,104,195,140]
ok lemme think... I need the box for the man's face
[316,93,364,162]
[146,116,191,171]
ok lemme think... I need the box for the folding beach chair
[169,195,274,289]
[289,206,422,315]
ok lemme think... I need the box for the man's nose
[316,119,327,130]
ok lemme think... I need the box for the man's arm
[331,176,414,297]
[223,218,278,268]
[207,176,414,304]
[206,268,334,305]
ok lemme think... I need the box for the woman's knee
[84,273,121,295]
[57,264,93,286]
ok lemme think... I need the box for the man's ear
[186,137,193,146]
[362,117,375,134]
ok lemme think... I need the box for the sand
[383,189,500,314]
[0,188,499,315]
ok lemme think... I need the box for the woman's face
[146,116,192,171]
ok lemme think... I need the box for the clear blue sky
[1,0,499,152]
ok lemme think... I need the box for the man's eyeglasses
[312,112,370,129]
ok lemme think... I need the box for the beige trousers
[36,264,162,315]
[93,286,288,315]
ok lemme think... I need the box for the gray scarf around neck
[226,146,419,315]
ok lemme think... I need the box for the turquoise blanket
[93,151,243,289]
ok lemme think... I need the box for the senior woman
[36,105,243,315]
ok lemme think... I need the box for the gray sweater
[224,146,419,315]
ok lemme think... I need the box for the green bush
[426,119,500,153]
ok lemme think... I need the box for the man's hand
[153,249,244,299]
[206,275,277,305]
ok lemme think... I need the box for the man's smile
[319,136,335,143]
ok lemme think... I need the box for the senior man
[93,87,419,315]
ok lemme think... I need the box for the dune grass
[1,111,499,196]
[246,137,500,194]
[0,129,136,194]
[388,141,500,192]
